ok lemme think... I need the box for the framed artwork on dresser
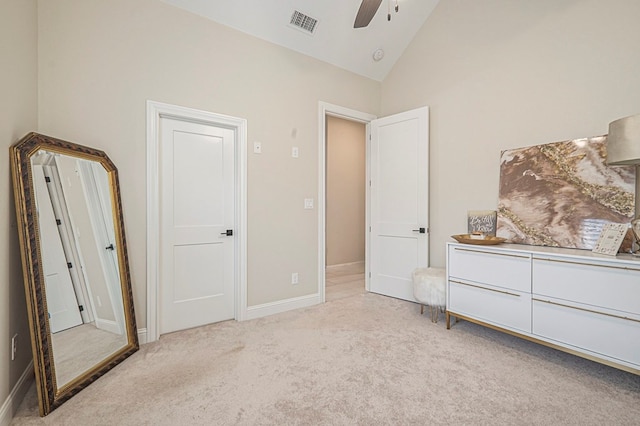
[592,223,628,255]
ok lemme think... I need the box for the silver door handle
[412,228,426,234]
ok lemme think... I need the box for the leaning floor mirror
[10,132,138,416]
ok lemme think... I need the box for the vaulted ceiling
[160,0,440,81]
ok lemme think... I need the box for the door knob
[412,228,426,234]
[220,229,233,236]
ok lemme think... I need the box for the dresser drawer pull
[533,298,640,323]
[454,247,529,259]
[450,280,521,297]
[533,257,640,273]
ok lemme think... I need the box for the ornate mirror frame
[10,132,138,415]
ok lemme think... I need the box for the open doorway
[318,102,376,303]
[325,115,367,301]
[319,103,429,304]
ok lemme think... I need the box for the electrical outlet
[292,146,299,158]
[253,141,262,154]
[11,334,18,361]
[291,272,299,285]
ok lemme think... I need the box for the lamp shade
[607,113,640,165]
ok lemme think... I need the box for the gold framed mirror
[10,132,138,416]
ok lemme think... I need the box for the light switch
[304,198,314,209]
[253,142,262,154]
[292,147,299,158]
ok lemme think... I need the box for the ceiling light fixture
[388,0,399,21]
[354,0,399,28]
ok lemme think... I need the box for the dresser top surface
[447,241,640,267]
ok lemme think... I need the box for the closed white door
[160,117,236,334]
[55,156,121,334]
[369,107,429,301]
[32,165,83,333]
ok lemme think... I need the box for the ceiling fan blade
[354,0,383,28]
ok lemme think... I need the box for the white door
[160,117,236,334]
[55,156,119,335]
[369,107,429,301]
[32,165,83,333]
[75,159,126,335]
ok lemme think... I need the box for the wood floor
[325,261,365,302]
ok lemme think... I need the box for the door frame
[318,102,376,301]
[146,100,248,343]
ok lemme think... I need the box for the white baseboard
[0,361,34,426]
[245,293,322,320]
[326,261,364,270]
[137,328,148,345]
[139,295,321,340]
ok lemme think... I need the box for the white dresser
[446,242,640,374]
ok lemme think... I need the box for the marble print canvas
[497,136,636,250]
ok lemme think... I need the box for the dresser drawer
[532,257,640,314]
[448,245,531,292]
[533,298,640,367]
[448,279,531,333]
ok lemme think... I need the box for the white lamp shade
[607,114,640,165]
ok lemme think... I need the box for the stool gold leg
[446,311,451,329]
[430,305,438,323]
[420,304,424,315]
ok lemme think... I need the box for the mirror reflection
[31,150,128,388]
[11,132,138,416]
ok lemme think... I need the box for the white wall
[0,0,38,420]
[37,0,381,321]
[381,0,640,267]
[326,116,366,266]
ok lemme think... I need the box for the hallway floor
[325,261,365,302]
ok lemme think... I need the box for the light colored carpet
[11,285,640,425]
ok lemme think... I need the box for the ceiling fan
[354,0,399,28]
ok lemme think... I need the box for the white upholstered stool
[412,267,446,323]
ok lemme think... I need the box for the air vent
[290,10,318,34]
